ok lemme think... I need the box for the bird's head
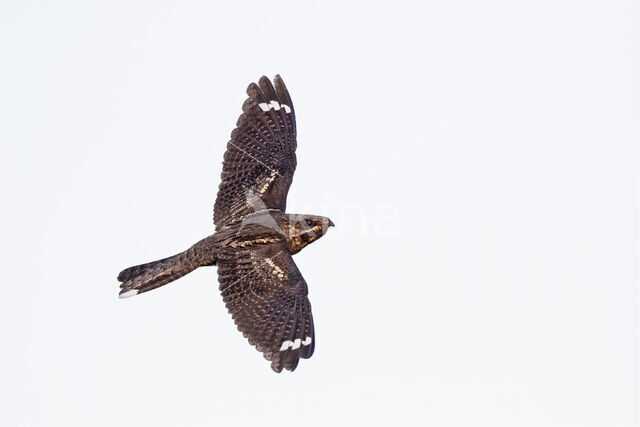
[283,214,334,254]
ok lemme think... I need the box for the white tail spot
[119,289,139,299]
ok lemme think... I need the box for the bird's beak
[322,218,334,233]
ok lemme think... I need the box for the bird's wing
[217,241,314,372]
[214,75,297,230]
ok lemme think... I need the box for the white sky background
[0,1,638,426]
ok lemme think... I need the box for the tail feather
[118,236,216,298]
[118,253,191,298]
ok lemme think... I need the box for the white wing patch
[258,101,292,114]
[279,336,312,351]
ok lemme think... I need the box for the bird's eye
[304,219,313,227]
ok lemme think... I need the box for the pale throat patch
[258,100,292,113]
[279,336,312,351]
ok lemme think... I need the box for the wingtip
[259,75,270,85]
[273,74,285,89]
[270,359,284,373]
[246,82,263,101]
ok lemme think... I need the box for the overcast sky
[1,1,638,426]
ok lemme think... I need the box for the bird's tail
[117,235,216,298]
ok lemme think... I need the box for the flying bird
[117,75,333,372]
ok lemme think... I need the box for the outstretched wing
[214,75,297,230]
[217,241,315,372]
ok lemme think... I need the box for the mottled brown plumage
[117,75,333,372]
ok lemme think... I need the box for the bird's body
[117,76,333,372]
